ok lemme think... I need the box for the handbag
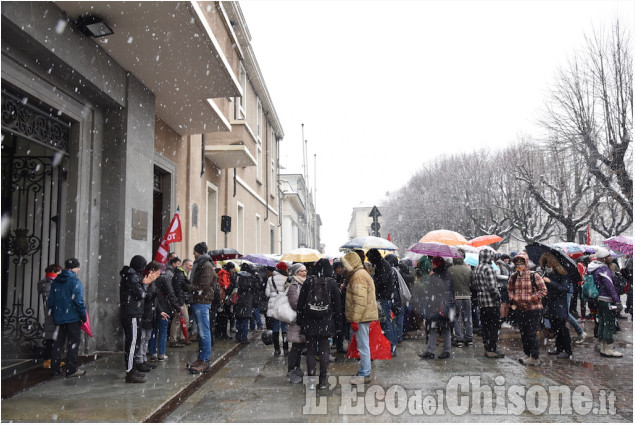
[267,281,297,323]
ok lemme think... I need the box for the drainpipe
[264,114,269,222]
[277,136,283,254]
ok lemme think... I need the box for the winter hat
[276,261,288,272]
[288,263,306,276]
[224,262,236,271]
[193,242,208,255]
[64,258,80,269]
[595,247,611,259]
[130,255,148,273]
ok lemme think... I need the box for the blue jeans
[271,319,287,333]
[566,293,583,335]
[378,299,397,351]
[148,316,169,356]
[250,308,263,330]
[453,299,473,342]
[192,304,212,362]
[355,322,371,377]
[236,318,249,343]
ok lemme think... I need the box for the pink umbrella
[81,312,93,338]
[603,236,633,256]
[407,242,462,258]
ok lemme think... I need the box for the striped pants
[121,316,141,372]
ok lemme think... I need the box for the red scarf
[45,272,58,279]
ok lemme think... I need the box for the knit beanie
[288,263,305,276]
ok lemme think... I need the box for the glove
[612,302,623,311]
[351,323,359,332]
[80,316,87,324]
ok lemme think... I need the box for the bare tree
[540,20,633,219]
[509,136,600,241]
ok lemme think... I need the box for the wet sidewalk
[0,338,248,423]
[1,319,632,422]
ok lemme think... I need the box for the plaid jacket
[507,253,547,311]
[472,250,501,308]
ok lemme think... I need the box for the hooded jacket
[119,265,147,318]
[187,254,217,304]
[448,258,472,299]
[342,252,378,324]
[367,249,401,308]
[296,258,342,336]
[234,263,256,318]
[472,249,500,308]
[507,252,547,311]
[38,274,57,339]
[47,269,87,325]
[587,260,620,303]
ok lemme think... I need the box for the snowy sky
[240,0,633,257]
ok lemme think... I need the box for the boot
[126,370,146,383]
[282,332,289,355]
[272,331,281,356]
[189,361,210,374]
[601,343,623,358]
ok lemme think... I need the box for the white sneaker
[574,331,587,344]
[501,322,512,329]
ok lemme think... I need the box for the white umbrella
[339,236,398,251]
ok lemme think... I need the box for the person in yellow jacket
[342,251,378,384]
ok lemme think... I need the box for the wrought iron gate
[1,87,69,357]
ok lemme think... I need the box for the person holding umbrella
[587,248,623,358]
[540,253,573,359]
[508,252,547,366]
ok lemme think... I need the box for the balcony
[55,1,241,135]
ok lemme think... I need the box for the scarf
[45,272,58,279]
[293,275,306,285]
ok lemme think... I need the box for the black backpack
[306,276,331,319]
[612,272,627,296]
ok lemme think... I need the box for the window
[234,63,246,120]
[270,225,276,253]
[237,203,245,253]
[257,99,262,140]
[256,214,261,252]
[207,183,218,249]
[256,145,262,182]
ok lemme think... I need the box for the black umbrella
[208,248,243,261]
[525,242,580,283]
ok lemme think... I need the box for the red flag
[586,225,591,245]
[387,233,392,241]
[154,208,183,263]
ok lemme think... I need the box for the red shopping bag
[346,321,392,360]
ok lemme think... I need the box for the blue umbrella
[465,253,500,271]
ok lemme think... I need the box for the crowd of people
[38,240,631,384]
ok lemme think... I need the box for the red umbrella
[81,312,93,338]
[346,321,392,360]
[179,314,189,344]
[468,235,502,247]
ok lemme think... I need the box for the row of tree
[383,21,632,252]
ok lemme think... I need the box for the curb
[144,334,256,423]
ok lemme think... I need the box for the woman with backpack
[540,253,573,359]
[296,258,342,390]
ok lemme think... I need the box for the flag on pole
[154,208,183,263]
[586,225,591,245]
